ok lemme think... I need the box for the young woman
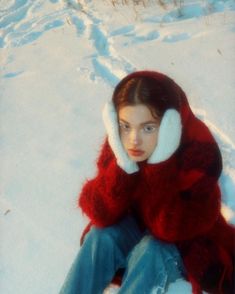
[60,71,235,294]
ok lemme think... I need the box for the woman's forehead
[118,104,159,125]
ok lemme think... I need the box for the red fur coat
[78,71,235,294]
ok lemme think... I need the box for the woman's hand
[78,139,139,227]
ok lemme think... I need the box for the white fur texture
[148,109,182,164]
[102,101,139,174]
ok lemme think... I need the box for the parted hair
[112,75,181,119]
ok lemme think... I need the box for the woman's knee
[85,226,117,247]
[146,236,178,251]
[126,236,185,280]
[131,235,181,260]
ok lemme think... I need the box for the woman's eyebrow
[119,118,158,125]
[119,118,129,124]
[140,121,159,126]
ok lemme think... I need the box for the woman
[60,71,234,294]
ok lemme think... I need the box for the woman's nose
[130,130,141,145]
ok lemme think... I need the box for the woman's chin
[128,154,148,162]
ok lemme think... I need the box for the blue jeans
[59,216,185,294]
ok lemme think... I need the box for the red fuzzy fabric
[78,71,235,294]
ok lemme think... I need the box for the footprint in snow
[90,25,110,56]
[7,19,64,47]
[3,71,24,78]
[123,30,160,46]
[109,25,135,37]
[163,32,191,43]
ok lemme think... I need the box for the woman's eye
[143,125,157,133]
[119,122,130,131]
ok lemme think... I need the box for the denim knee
[85,225,128,270]
[85,217,144,258]
[128,235,185,274]
[135,236,181,258]
[85,226,117,248]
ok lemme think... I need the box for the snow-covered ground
[1,1,235,293]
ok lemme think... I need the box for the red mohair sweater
[78,71,235,294]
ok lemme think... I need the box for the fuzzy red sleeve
[78,139,137,227]
[141,120,222,242]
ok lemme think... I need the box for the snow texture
[1,1,235,293]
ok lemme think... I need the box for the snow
[0,1,235,293]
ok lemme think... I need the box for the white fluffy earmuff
[102,101,139,174]
[148,108,182,164]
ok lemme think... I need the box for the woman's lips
[128,149,145,157]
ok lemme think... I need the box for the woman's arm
[78,139,138,227]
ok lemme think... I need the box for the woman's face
[118,104,160,162]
